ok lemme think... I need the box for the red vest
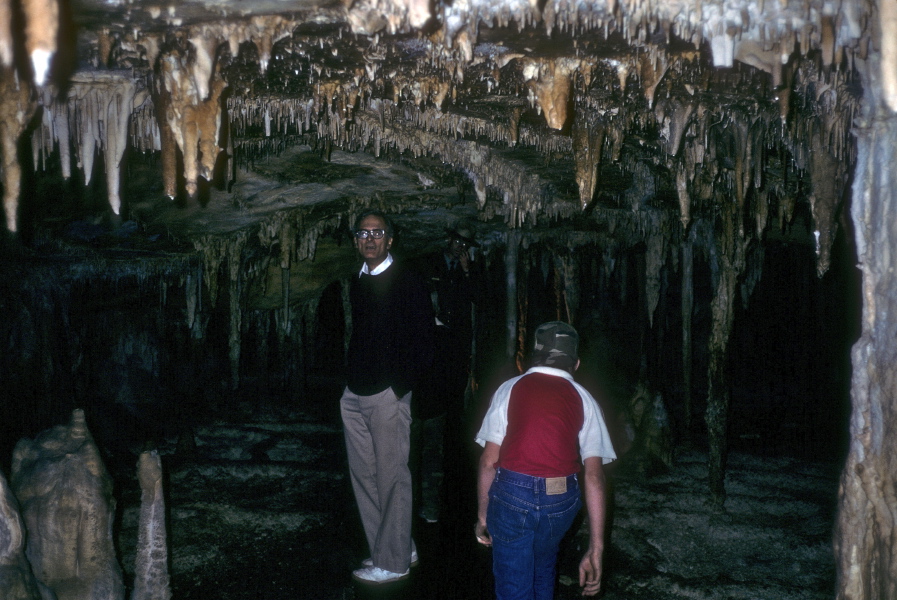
[498,372,585,477]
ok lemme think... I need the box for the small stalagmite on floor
[3,409,171,600]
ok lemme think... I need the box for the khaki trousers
[341,386,415,573]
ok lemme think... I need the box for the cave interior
[0,0,886,595]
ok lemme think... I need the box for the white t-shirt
[475,366,617,465]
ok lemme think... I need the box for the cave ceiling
[0,0,868,295]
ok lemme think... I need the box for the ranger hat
[446,223,480,247]
[532,321,579,370]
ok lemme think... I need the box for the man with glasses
[341,210,434,585]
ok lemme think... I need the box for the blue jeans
[487,468,582,600]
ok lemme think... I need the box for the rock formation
[10,409,126,600]
[5,411,171,600]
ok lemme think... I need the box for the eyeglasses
[355,229,387,239]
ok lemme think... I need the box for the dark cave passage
[0,216,859,472]
[0,215,855,600]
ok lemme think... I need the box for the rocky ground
[111,403,839,600]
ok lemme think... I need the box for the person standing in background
[475,321,616,599]
[414,223,481,523]
[341,210,434,585]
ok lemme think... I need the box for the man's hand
[475,521,492,546]
[459,251,471,273]
[578,548,603,596]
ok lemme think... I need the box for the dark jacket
[346,261,434,397]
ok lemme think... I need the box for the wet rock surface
[109,405,837,600]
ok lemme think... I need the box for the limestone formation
[0,471,41,600]
[131,451,171,600]
[10,409,126,600]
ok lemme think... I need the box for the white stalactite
[22,0,58,86]
[0,0,12,68]
[104,79,138,215]
[881,0,897,113]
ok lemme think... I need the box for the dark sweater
[347,261,434,397]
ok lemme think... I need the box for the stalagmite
[0,67,36,233]
[131,451,171,600]
[0,471,41,600]
[11,409,125,600]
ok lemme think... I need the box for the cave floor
[110,399,839,600]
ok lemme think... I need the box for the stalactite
[227,237,246,389]
[644,232,665,328]
[705,194,746,506]
[39,87,71,179]
[0,0,12,69]
[676,165,690,231]
[22,0,58,86]
[880,0,897,113]
[522,57,580,130]
[637,50,669,109]
[340,277,352,355]
[680,233,693,448]
[159,49,224,202]
[0,67,36,233]
[105,78,140,215]
[572,112,604,209]
[558,253,579,324]
[516,244,530,373]
[504,230,520,368]
[731,117,750,239]
[807,129,845,277]
[152,73,178,199]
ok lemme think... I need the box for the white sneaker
[362,550,419,568]
[352,566,410,585]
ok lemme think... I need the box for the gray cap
[532,321,579,369]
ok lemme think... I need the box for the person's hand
[578,549,603,596]
[459,251,470,273]
[475,521,492,546]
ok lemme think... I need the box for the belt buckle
[545,476,567,495]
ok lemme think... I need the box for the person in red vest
[475,321,616,599]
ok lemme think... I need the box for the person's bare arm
[578,456,607,596]
[475,441,500,545]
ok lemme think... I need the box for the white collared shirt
[359,253,394,277]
